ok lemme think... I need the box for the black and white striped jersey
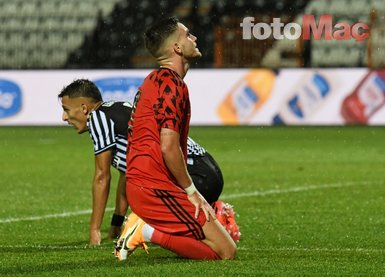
[186,137,206,166]
[87,101,207,173]
[87,101,132,172]
[187,137,206,157]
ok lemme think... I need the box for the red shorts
[127,180,206,240]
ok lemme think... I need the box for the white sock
[142,223,154,242]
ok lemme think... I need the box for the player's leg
[114,211,221,260]
[148,210,236,260]
[125,182,226,260]
[189,154,241,243]
[201,218,237,259]
[151,229,221,259]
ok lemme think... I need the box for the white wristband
[184,183,197,195]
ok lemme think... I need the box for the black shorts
[187,152,224,204]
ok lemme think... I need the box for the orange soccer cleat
[113,212,149,261]
[213,200,241,242]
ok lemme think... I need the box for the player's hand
[108,225,121,240]
[187,191,217,221]
[89,229,101,246]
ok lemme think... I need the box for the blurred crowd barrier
[0,68,384,126]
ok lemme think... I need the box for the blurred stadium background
[2,1,385,275]
[0,0,384,70]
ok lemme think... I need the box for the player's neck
[91,101,103,111]
[85,101,103,120]
[158,58,189,79]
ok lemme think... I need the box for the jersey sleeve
[88,110,116,155]
[153,73,187,133]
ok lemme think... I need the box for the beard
[187,47,202,60]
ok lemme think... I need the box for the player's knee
[219,242,237,260]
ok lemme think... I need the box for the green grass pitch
[1,126,385,276]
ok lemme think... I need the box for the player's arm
[160,128,192,187]
[114,171,128,216]
[89,149,113,245]
[160,128,215,221]
[108,171,128,240]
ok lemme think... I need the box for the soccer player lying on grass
[58,79,240,246]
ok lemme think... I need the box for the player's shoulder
[156,68,185,87]
[99,101,132,111]
[142,69,187,96]
[90,102,131,120]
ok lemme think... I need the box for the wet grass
[1,126,384,276]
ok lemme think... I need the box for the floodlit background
[1,1,385,275]
[0,0,384,69]
[1,0,385,127]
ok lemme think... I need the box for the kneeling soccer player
[58,79,240,247]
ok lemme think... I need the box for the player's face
[177,23,202,60]
[61,96,89,134]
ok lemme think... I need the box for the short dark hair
[144,16,179,57]
[58,79,102,102]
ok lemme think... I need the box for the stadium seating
[66,0,182,68]
[260,0,385,68]
[0,0,121,69]
[0,0,384,68]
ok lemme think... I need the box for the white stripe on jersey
[187,137,206,156]
[116,151,126,160]
[100,114,111,146]
[110,121,115,145]
[88,118,99,150]
[87,103,131,173]
[100,111,115,146]
[88,110,116,154]
[116,140,127,151]
[92,113,105,149]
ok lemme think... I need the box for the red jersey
[126,68,191,190]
